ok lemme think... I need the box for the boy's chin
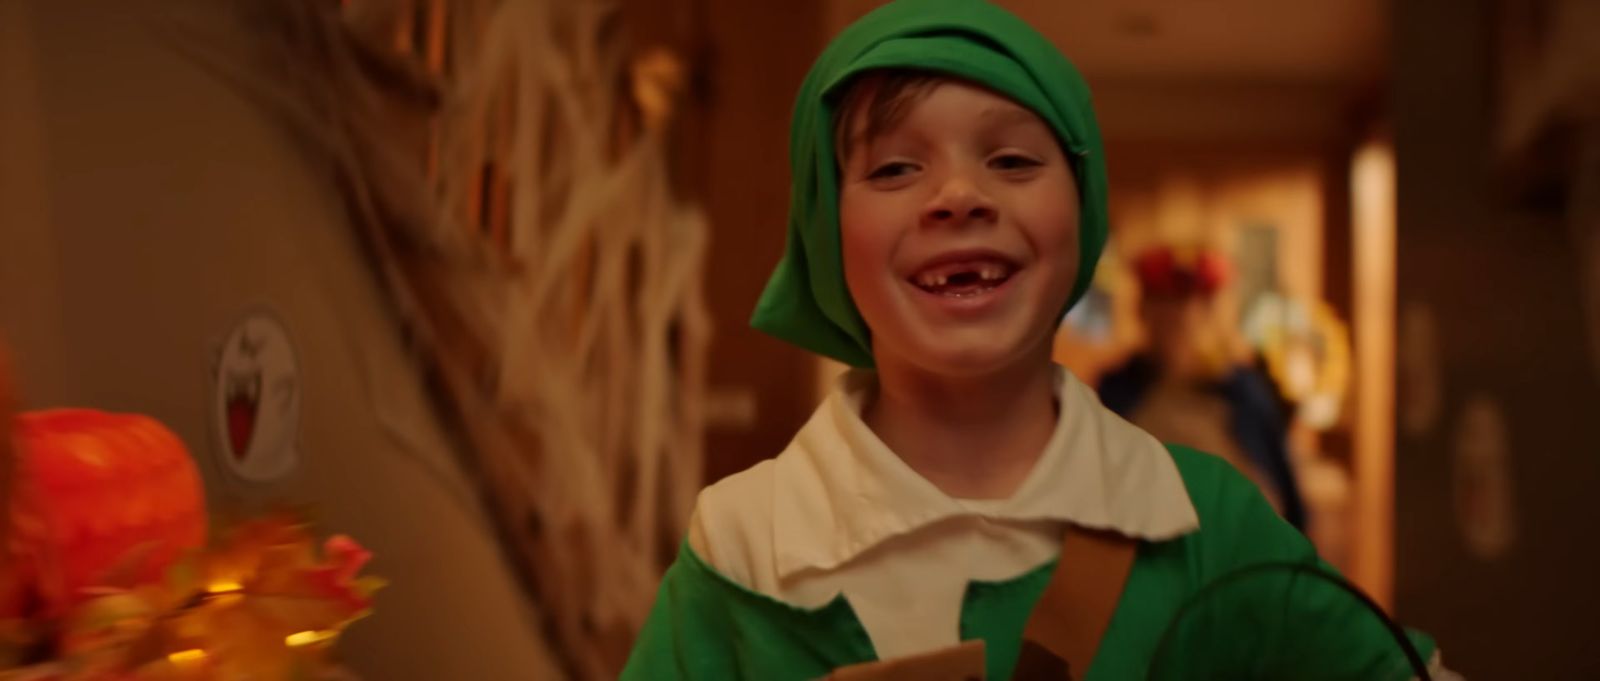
[898,337,1047,380]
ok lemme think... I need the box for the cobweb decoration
[159,1,711,678]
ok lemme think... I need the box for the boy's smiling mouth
[907,251,1020,298]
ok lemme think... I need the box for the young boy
[625,1,1449,679]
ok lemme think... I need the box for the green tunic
[623,446,1434,680]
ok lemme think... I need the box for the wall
[1393,0,1600,677]
[0,1,561,678]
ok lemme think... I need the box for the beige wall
[0,1,559,678]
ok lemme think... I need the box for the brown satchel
[824,525,1138,681]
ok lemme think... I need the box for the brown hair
[831,70,946,164]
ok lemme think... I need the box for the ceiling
[824,0,1389,142]
[998,0,1385,85]
[829,0,1387,85]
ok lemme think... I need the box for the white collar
[770,365,1200,578]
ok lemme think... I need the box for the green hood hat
[749,0,1109,368]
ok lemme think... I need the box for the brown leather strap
[1014,525,1139,680]
[825,639,987,681]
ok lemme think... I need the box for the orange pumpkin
[9,409,207,617]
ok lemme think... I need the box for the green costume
[623,446,1433,680]
[630,1,1436,678]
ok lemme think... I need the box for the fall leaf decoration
[3,514,380,681]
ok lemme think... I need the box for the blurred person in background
[1098,245,1307,530]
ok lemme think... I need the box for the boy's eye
[867,161,918,180]
[990,154,1043,171]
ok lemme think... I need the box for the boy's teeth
[912,261,1016,290]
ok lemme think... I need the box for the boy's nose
[923,174,997,226]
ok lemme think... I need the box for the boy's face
[839,79,1080,377]
[1141,294,1211,375]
